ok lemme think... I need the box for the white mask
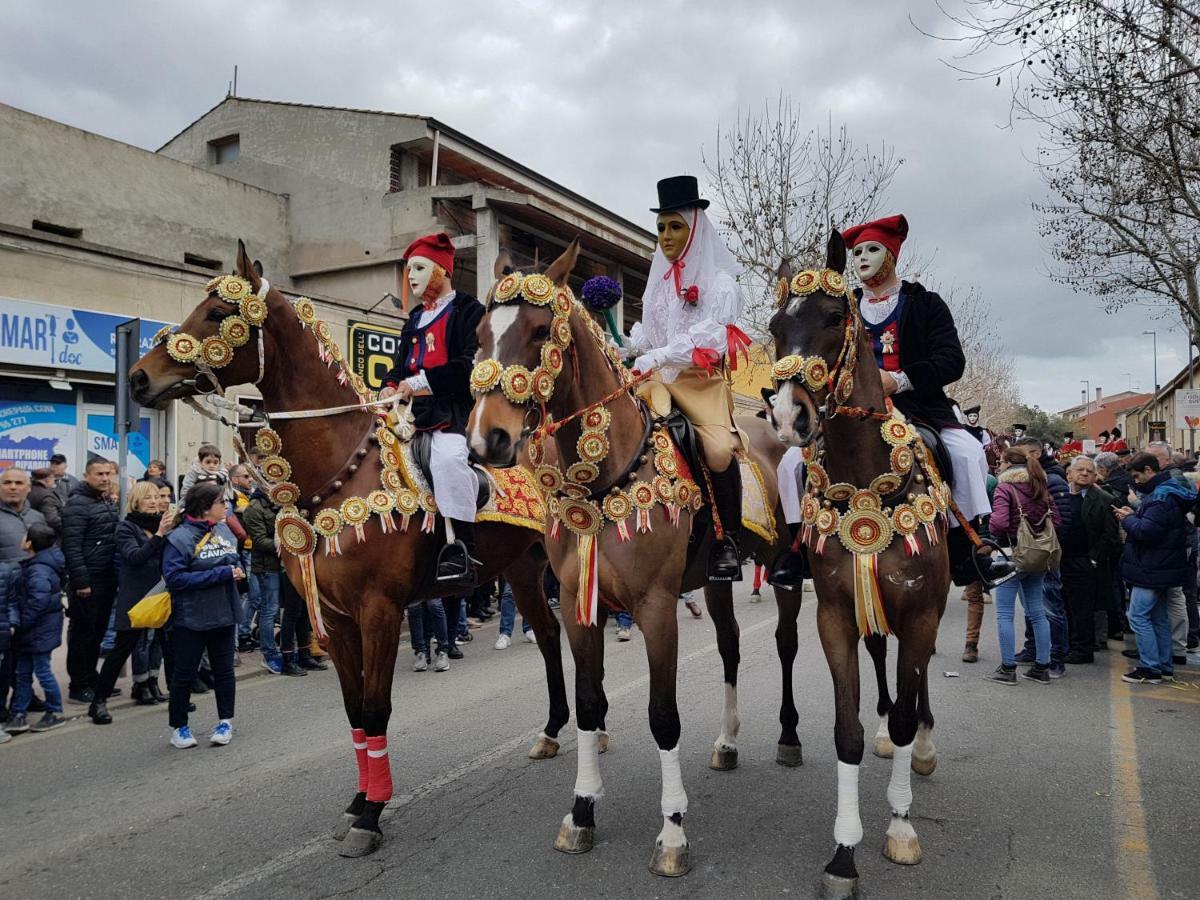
[850,241,893,283]
[407,256,443,302]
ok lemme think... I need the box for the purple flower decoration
[581,275,622,311]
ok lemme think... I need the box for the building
[1058,387,1153,440]
[1122,358,1200,451]
[0,97,654,484]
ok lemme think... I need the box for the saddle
[409,430,492,511]
[664,410,707,501]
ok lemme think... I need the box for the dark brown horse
[467,241,805,877]
[768,232,949,898]
[129,242,570,859]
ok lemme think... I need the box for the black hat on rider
[651,176,710,213]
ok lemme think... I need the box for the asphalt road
[3,584,1197,900]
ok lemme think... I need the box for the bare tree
[704,95,902,334]
[935,282,1023,426]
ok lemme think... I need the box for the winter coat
[113,516,167,631]
[0,561,19,653]
[53,472,79,504]
[162,518,242,631]
[0,501,48,564]
[1102,468,1135,505]
[178,461,226,506]
[61,482,119,592]
[29,482,63,534]
[1120,472,1197,589]
[989,465,1063,544]
[242,493,280,574]
[1064,486,1120,566]
[14,546,66,654]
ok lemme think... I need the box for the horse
[129,241,571,859]
[466,240,805,877]
[768,231,950,898]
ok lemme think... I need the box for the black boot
[147,679,168,703]
[89,701,112,725]
[281,651,307,676]
[437,519,480,587]
[707,464,744,582]
[298,649,328,671]
[769,523,810,590]
[132,682,157,706]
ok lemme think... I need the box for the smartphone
[165,503,177,520]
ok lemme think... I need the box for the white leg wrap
[659,746,688,817]
[574,728,604,800]
[715,683,740,751]
[888,743,914,816]
[656,815,689,848]
[833,761,863,847]
[914,724,936,762]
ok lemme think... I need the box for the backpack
[1012,495,1061,574]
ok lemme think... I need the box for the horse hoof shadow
[776,743,804,767]
[649,843,690,877]
[528,735,560,759]
[338,827,382,858]
[710,747,738,771]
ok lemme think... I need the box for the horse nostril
[485,428,512,462]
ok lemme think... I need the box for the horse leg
[703,583,741,771]
[865,633,895,759]
[882,628,937,866]
[911,666,937,776]
[596,607,611,753]
[639,590,691,877]
[772,585,804,767]
[817,600,865,899]
[340,596,405,859]
[328,616,366,842]
[509,556,570,760]
[553,617,606,855]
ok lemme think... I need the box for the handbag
[1012,500,1061,574]
[128,579,172,629]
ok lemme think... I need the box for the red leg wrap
[351,728,369,794]
[365,735,393,802]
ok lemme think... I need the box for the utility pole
[1143,330,1158,392]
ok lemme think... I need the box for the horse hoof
[528,735,560,760]
[338,827,382,858]
[911,753,937,776]
[776,743,804,767]
[597,731,610,754]
[331,812,356,842]
[820,871,860,899]
[883,833,923,865]
[553,817,595,854]
[873,735,894,759]
[649,843,690,877]
[710,747,738,771]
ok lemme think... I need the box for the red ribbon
[691,347,722,376]
[725,324,752,371]
[867,294,892,305]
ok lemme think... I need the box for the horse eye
[825,313,843,328]
[206,309,229,323]
[532,325,550,342]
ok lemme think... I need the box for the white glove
[633,350,662,373]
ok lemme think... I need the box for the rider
[962,404,993,448]
[624,175,746,581]
[378,233,485,587]
[842,214,1012,585]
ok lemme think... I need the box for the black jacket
[858,281,965,429]
[382,293,486,434]
[29,482,63,534]
[1064,486,1120,565]
[113,516,167,631]
[1102,468,1135,504]
[61,482,119,591]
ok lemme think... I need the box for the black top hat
[651,175,710,214]
[1063,432,1074,439]
[963,405,981,416]
[1098,430,1111,438]
[1012,423,1027,431]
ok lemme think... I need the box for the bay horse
[467,241,804,877]
[768,232,949,898]
[129,241,570,859]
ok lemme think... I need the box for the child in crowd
[6,524,67,734]
[178,444,226,504]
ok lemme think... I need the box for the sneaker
[6,712,29,734]
[523,629,536,643]
[262,654,283,675]
[547,596,560,610]
[1021,665,1050,685]
[171,726,198,749]
[683,598,703,619]
[987,665,1017,685]
[1012,650,1035,664]
[31,712,67,732]
[210,721,233,746]
[494,633,512,650]
[1048,663,1067,679]
[0,728,10,744]
[446,645,464,660]
[67,688,94,706]
[1121,667,1163,684]
[412,651,428,672]
[616,626,632,642]
[750,589,762,603]
[434,651,450,673]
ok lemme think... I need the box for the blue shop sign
[0,296,171,373]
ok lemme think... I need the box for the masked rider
[624,176,747,581]
[962,404,993,448]
[843,214,1012,585]
[379,233,485,587]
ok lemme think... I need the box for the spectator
[7,524,67,733]
[1,467,49,715]
[1060,456,1121,665]
[140,459,175,501]
[162,480,245,748]
[179,444,225,504]
[278,570,326,675]
[228,464,260,650]
[987,447,1062,685]
[1101,427,1128,454]
[49,453,79,504]
[28,468,63,535]
[0,535,18,743]
[1096,450,1134,640]
[241,486,282,673]
[61,457,119,705]
[90,482,173,725]
[408,598,450,672]
[1116,452,1196,683]
[494,579,535,649]
[1095,452,1134,502]
[1146,441,1193,665]
[614,608,635,642]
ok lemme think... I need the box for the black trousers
[169,625,236,729]
[278,573,310,654]
[1061,556,1102,656]
[65,582,116,695]
[95,629,144,701]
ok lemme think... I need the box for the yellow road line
[1109,660,1160,900]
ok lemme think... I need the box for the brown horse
[768,232,949,898]
[467,241,804,877]
[129,242,570,859]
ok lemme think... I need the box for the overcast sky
[1,0,1183,416]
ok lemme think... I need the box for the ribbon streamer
[725,324,752,372]
[852,554,891,637]
[576,533,600,627]
[297,554,328,642]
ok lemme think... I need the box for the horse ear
[253,260,264,277]
[544,238,581,287]
[235,240,262,289]
[775,259,794,282]
[825,229,846,274]
[494,249,513,279]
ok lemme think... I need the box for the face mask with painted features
[407,256,448,304]
[656,212,692,262]
[966,412,979,426]
[850,241,895,288]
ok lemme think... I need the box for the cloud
[0,0,1168,412]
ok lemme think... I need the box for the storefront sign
[1149,419,1168,442]
[87,413,153,478]
[0,296,171,373]
[348,319,404,392]
[0,400,76,471]
[1175,389,1200,429]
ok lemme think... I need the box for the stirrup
[436,540,480,586]
[973,540,1016,590]
[768,550,806,591]
[707,537,743,582]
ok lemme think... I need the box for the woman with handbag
[90,481,173,725]
[987,447,1062,685]
[162,479,246,749]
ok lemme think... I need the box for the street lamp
[1080,379,1091,414]
[1143,330,1158,392]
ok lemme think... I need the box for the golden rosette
[276,514,317,556]
[602,490,633,522]
[801,444,820,464]
[932,483,949,512]
[261,455,292,483]
[835,372,854,402]
[582,406,611,432]
[349,373,368,397]
[652,475,674,505]
[240,296,268,326]
[559,497,603,536]
[340,497,370,526]
[839,508,893,555]
[654,449,679,478]
[470,359,503,395]
[220,316,251,348]
[535,465,563,494]
[367,490,394,514]
[651,431,672,454]
[381,447,401,471]
[166,333,200,363]
[293,297,317,325]
[674,480,695,510]
[527,439,545,466]
[382,470,404,493]
[913,494,938,523]
[552,289,573,316]
[151,324,173,346]
[881,417,914,448]
[577,431,609,464]
[806,462,830,493]
[546,496,560,518]
[255,428,282,456]
[825,482,856,503]
[801,493,820,526]
[500,366,534,404]
[419,491,438,513]
[803,358,830,391]
[541,344,565,376]
[200,336,233,368]
[850,489,882,511]
[312,508,344,538]
[550,317,572,348]
[560,482,589,499]
[774,277,790,307]
[494,273,523,303]
[215,275,251,303]
[816,506,840,536]
[870,473,903,497]
[892,504,919,536]
[532,368,555,402]
[394,489,420,516]
[819,269,847,297]
[771,355,804,382]
[268,482,301,507]
[376,426,397,449]
[521,273,554,304]
[631,481,656,510]
[205,275,224,294]
[790,271,820,295]
[890,445,914,474]
[566,462,598,485]
[314,321,331,344]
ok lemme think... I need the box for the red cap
[403,232,455,276]
[842,214,909,260]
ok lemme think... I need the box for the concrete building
[1057,387,1153,440]
[0,97,654,485]
[1122,358,1200,451]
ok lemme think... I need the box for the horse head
[767,229,853,447]
[467,239,581,466]
[129,240,280,409]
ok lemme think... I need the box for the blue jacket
[14,547,66,654]
[162,518,242,631]
[1120,472,1197,588]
